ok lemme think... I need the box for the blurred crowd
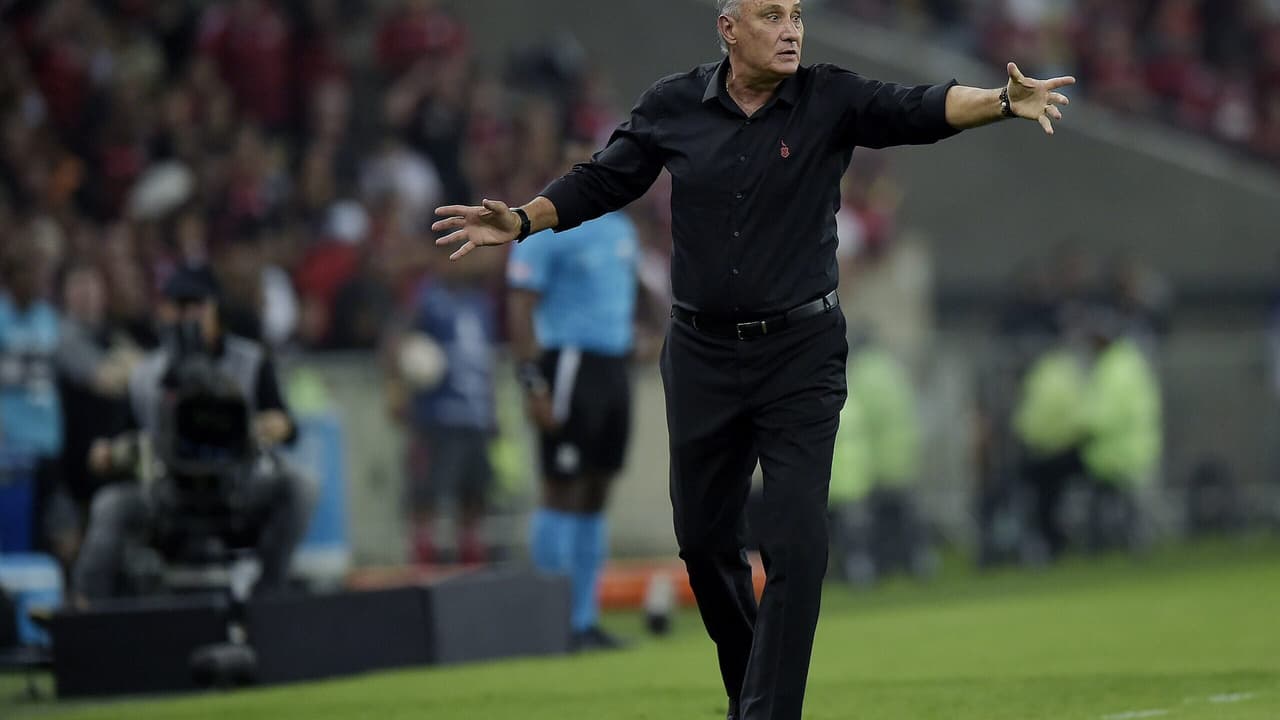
[832,0,1280,166]
[0,0,676,571]
[0,0,680,357]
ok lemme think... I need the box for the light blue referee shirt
[507,212,638,357]
[0,293,62,455]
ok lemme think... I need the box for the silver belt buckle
[736,320,767,340]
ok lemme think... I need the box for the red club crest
[780,140,791,159]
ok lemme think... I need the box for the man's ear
[719,15,736,49]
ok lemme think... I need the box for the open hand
[1006,62,1076,135]
[432,199,522,261]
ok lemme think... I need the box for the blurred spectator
[208,123,288,247]
[327,257,397,350]
[294,0,351,104]
[297,77,358,218]
[98,222,159,349]
[384,53,473,206]
[386,259,500,566]
[197,0,295,131]
[208,219,300,349]
[376,0,468,79]
[23,0,109,145]
[1080,310,1163,551]
[829,332,932,585]
[53,261,142,562]
[1012,334,1089,562]
[294,199,368,347]
[361,137,444,239]
[503,34,588,113]
[0,233,73,567]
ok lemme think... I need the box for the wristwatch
[999,86,1016,119]
[517,361,548,394]
[513,207,532,243]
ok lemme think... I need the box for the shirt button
[733,231,741,237]
[745,120,752,126]
[732,268,740,275]
[735,192,743,200]
[739,155,746,163]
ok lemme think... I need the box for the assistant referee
[434,2,1074,718]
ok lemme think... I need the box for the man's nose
[781,22,800,41]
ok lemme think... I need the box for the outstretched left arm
[946,63,1076,134]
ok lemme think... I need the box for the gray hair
[717,0,743,55]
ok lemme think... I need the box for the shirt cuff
[538,176,593,232]
[925,79,962,138]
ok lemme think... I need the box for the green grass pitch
[5,537,1278,719]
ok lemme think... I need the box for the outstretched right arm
[432,197,559,261]
[434,83,665,260]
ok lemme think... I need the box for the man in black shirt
[434,2,1074,718]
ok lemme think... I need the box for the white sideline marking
[1107,690,1258,719]
[1208,692,1255,704]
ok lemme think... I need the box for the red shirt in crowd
[376,4,467,76]
[198,0,294,129]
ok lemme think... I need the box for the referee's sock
[570,512,608,633]
[530,508,573,575]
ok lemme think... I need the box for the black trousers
[661,306,847,720]
[1021,447,1082,560]
[73,458,315,600]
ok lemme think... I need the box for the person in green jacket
[1080,323,1162,551]
[828,337,928,584]
[1012,343,1088,561]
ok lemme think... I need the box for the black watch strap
[514,207,532,242]
[999,86,1016,119]
[517,360,548,394]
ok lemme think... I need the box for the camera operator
[72,267,315,604]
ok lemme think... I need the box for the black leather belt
[671,289,840,340]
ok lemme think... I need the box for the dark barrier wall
[451,0,1280,298]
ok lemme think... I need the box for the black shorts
[406,425,493,510]
[538,349,632,481]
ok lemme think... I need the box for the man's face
[63,266,106,326]
[723,1,804,80]
[159,298,220,350]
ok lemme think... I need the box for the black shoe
[569,626,627,652]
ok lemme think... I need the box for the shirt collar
[703,58,803,109]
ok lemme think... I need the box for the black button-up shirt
[541,59,959,316]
